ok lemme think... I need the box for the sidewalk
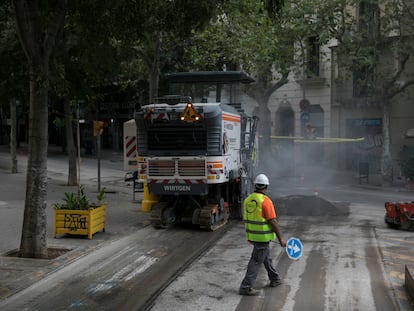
[0,143,150,302]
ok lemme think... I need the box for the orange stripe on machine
[207,161,223,168]
[222,113,240,123]
[207,161,224,175]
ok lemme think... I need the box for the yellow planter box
[53,204,106,240]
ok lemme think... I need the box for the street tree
[186,0,336,166]
[47,1,222,187]
[12,0,68,258]
[50,1,131,186]
[329,0,414,184]
[119,0,223,102]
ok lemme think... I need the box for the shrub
[52,185,106,210]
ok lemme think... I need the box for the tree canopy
[0,2,28,105]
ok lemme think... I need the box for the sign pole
[94,120,104,193]
[77,103,81,189]
[97,131,101,193]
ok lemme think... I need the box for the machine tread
[150,202,171,229]
[199,203,229,231]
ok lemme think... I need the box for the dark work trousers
[240,241,280,290]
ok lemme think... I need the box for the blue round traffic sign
[286,237,303,260]
[300,112,310,123]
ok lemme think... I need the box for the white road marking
[88,254,159,293]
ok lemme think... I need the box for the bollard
[141,182,158,212]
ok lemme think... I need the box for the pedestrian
[239,173,286,296]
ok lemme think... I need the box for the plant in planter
[53,186,106,239]
[398,145,414,188]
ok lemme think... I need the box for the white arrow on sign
[288,242,301,254]
[285,237,303,260]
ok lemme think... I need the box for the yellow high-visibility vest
[243,193,276,242]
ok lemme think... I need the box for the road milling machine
[135,71,258,230]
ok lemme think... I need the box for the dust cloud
[255,138,354,188]
[255,139,352,217]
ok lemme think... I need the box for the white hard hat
[254,174,270,189]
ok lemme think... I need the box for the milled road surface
[0,224,230,311]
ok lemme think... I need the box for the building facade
[256,1,414,181]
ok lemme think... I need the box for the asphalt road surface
[1,148,413,310]
[149,203,413,311]
[149,183,414,311]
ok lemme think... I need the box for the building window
[275,106,294,137]
[306,35,320,78]
[300,104,324,138]
[308,104,324,137]
[345,118,382,172]
[353,63,374,97]
[351,1,379,97]
[358,0,380,39]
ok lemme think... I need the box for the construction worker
[239,173,286,296]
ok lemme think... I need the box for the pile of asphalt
[272,195,350,217]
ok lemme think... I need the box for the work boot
[269,279,282,287]
[239,287,262,296]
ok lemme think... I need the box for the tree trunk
[148,34,161,102]
[64,98,77,186]
[149,65,159,103]
[381,100,393,186]
[20,66,49,258]
[246,70,288,171]
[13,0,67,258]
[10,98,18,174]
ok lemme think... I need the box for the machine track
[199,203,229,231]
[151,201,230,231]
[150,202,172,229]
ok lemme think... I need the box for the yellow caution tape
[269,136,365,143]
